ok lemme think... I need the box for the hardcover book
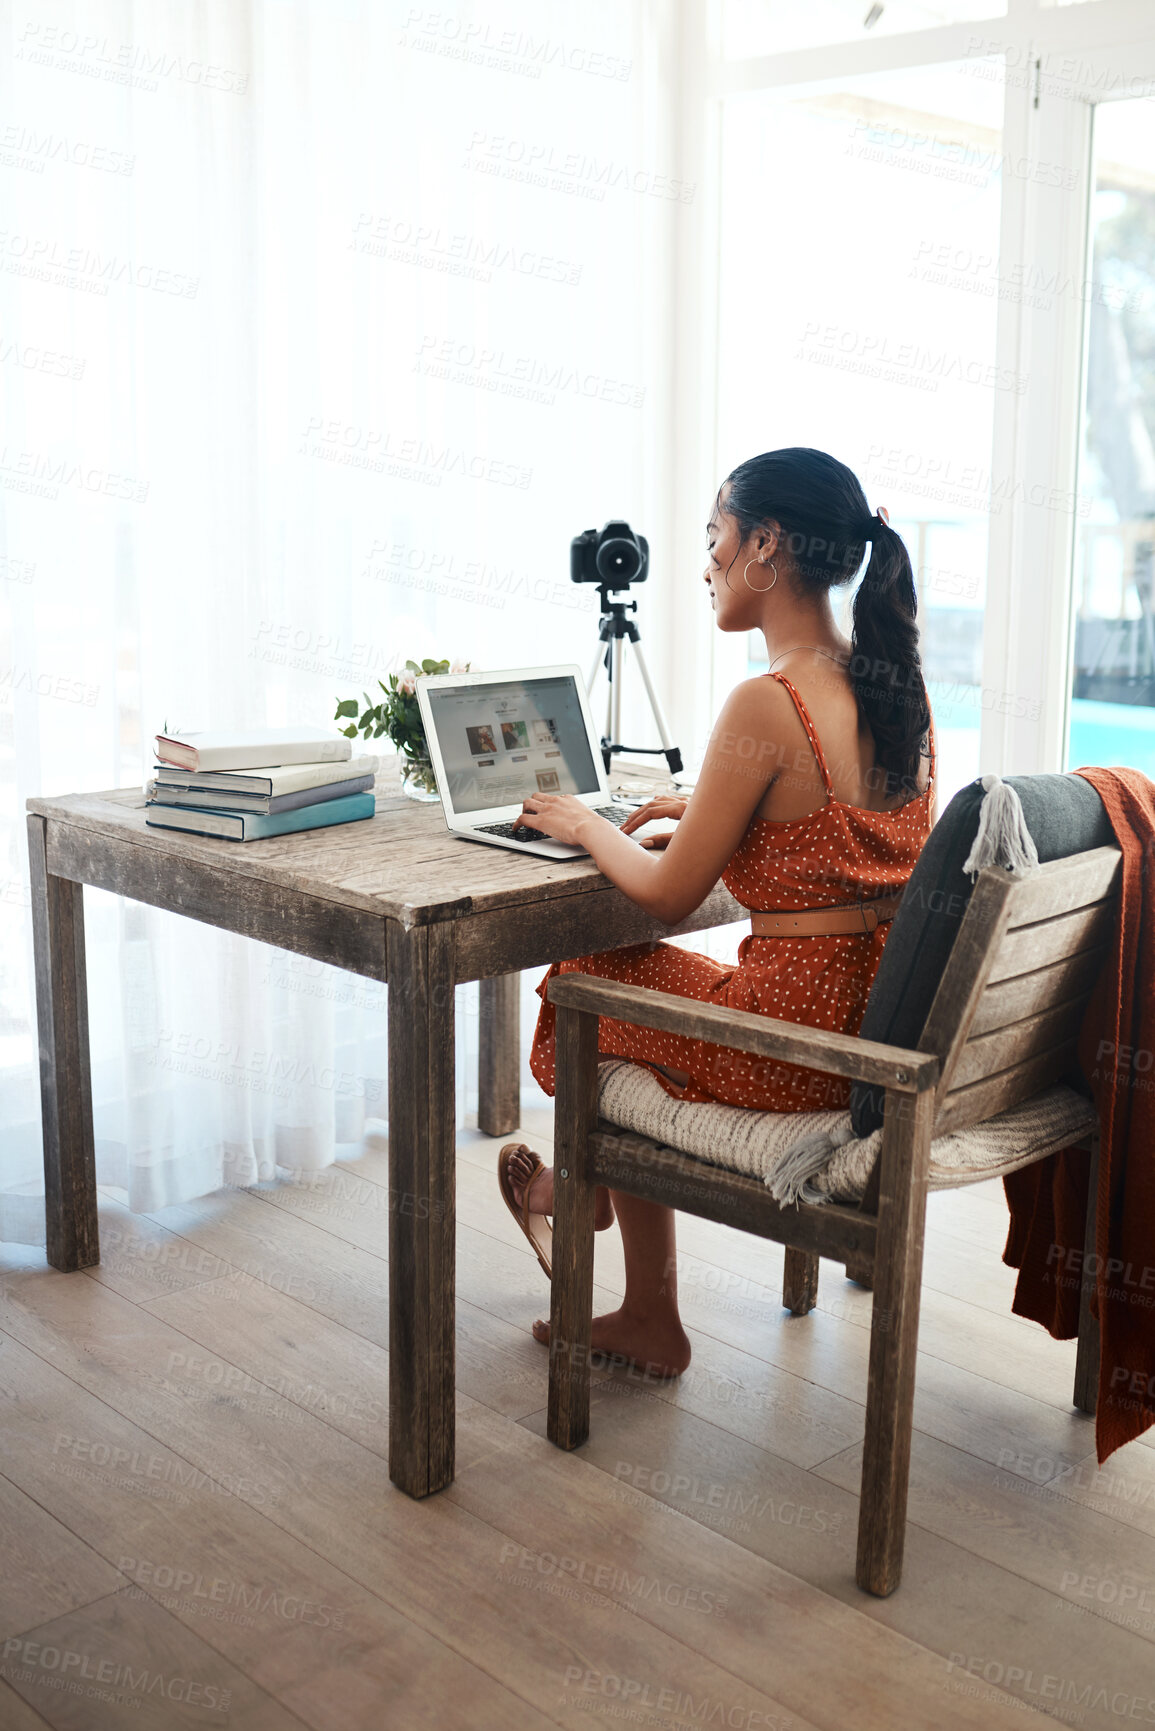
[147,771,375,816]
[150,755,377,797]
[144,789,375,842]
[154,726,354,773]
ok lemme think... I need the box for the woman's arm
[517,678,791,924]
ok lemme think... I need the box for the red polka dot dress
[529,673,935,1114]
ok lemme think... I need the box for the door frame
[982,28,1155,775]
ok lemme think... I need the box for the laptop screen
[424,674,600,814]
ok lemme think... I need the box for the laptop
[416,664,674,859]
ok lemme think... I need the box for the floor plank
[449,1399,1050,1731]
[0,1677,56,1729]
[1,1588,309,1729]
[0,1334,562,1730]
[517,1386,1155,1731]
[1044,1443,1155,1538]
[88,1195,231,1306]
[5,1103,1152,1731]
[0,1287,849,1728]
[0,1473,126,1639]
[816,1430,1155,1650]
[277,1130,1093,1486]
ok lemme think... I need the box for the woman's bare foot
[531,1308,691,1379]
[505,1144,615,1230]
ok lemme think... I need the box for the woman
[498,447,936,1379]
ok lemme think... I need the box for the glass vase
[401,752,440,802]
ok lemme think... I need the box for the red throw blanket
[1003,766,1155,1462]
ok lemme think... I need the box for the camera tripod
[587,585,682,776]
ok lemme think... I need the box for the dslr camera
[570,520,649,590]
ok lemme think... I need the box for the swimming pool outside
[930,685,1155,811]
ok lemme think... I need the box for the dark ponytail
[723,446,931,800]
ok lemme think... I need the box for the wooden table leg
[26,815,99,1272]
[386,920,457,1497]
[478,972,520,1137]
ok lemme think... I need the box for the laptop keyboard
[474,805,633,844]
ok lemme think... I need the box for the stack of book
[146,726,376,842]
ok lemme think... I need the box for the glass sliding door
[1066,96,1155,775]
[716,58,1005,808]
[689,6,1155,802]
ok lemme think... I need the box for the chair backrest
[917,845,1121,1136]
[850,771,1118,1136]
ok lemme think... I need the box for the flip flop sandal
[498,1143,552,1281]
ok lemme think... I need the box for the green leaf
[341,724,358,739]
[404,659,422,674]
[334,699,358,718]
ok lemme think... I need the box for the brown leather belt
[749,893,904,937]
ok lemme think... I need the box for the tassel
[960,774,1039,882]
[767,1121,858,1207]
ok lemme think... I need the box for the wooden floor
[2,1104,1153,1731]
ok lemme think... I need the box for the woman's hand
[620,795,689,849]
[512,793,601,848]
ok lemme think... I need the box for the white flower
[449,658,471,674]
[398,672,417,696]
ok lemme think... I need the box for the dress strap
[766,672,835,798]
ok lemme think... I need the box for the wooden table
[26,772,744,1498]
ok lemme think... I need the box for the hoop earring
[743,559,777,594]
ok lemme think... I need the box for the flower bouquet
[335,657,468,801]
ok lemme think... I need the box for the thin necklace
[767,646,850,670]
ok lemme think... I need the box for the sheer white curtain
[1,0,679,1238]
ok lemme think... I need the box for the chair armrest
[546,974,938,1095]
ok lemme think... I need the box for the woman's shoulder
[719,672,795,708]
[714,673,801,734]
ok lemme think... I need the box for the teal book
[144,789,376,842]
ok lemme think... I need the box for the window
[1066,95,1155,774]
[720,0,1007,60]
[685,3,1155,802]
[716,59,1004,809]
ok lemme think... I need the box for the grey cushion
[849,773,1115,1137]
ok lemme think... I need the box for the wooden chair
[544,844,1121,1596]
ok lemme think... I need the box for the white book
[150,754,378,797]
[154,726,354,773]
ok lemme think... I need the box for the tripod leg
[627,639,683,775]
[610,637,624,755]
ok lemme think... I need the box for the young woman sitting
[497,446,936,1378]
